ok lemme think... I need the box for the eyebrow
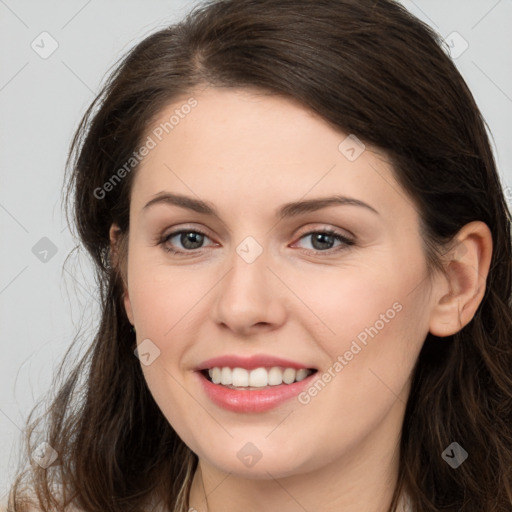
[141,191,379,219]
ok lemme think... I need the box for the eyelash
[156,227,355,256]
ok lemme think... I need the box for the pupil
[312,233,334,250]
[181,232,203,249]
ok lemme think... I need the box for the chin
[198,442,316,479]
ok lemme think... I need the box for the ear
[109,223,134,326]
[429,221,493,337]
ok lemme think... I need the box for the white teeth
[282,368,296,384]
[232,367,249,387]
[220,367,232,385]
[249,367,268,387]
[268,367,282,385]
[210,367,222,384]
[206,366,314,388]
[295,368,310,382]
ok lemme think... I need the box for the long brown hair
[8,0,512,511]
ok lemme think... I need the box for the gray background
[1,0,511,501]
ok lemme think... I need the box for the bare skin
[110,87,492,512]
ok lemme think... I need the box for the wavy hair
[8,0,512,511]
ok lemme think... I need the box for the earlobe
[429,221,493,337]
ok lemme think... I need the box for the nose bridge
[223,234,272,306]
[212,234,287,332]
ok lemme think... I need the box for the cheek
[293,261,423,346]
[128,260,209,446]
[293,255,430,402]
[289,270,427,455]
[127,245,211,336]
[139,362,207,456]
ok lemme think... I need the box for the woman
[8,0,512,511]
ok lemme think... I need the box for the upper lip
[196,354,316,371]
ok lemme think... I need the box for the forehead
[129,87,411,223]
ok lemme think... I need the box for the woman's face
[119,87,437,479]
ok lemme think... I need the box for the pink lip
[196,354,315,371]
[196,370,317,413]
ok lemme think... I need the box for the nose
[211,242,288,337]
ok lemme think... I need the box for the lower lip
[196,370,317,413]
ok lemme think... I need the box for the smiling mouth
[200,366,318,390]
